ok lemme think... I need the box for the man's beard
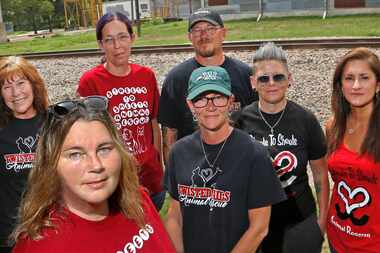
[195,39,215,58]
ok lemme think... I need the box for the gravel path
[29,48,380,126]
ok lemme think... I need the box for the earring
[192,111,198,122]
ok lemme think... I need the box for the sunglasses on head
[48,96,108,118]
[257,74,287,84]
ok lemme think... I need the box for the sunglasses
[48,96,108,118]
[257,74,287,84]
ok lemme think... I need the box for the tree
[1,0,56,33]
[40,0,54,32]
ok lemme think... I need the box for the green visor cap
[187,66,232,100]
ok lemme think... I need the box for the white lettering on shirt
[116,224,155,253]
[330,215,371,238]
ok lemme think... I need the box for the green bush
[149,17,165,25]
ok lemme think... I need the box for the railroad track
[20,37,380,59]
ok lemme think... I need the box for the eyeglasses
[192,95,228,108]
[257,74,287,84]
[48,96,108,119]
[190,26,219,37]
[101,32,131,46]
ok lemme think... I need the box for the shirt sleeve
[77,72,96,97]
[158,74,180,129]
[164,149,179,200]
[247,141,286,209]
[149,70,160,120]
[306,112,327,160]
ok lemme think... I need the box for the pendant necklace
[347,127,355,135]
[201,131,231,168]
[347,120,363,135]
[258,102,287,135]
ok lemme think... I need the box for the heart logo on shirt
[273,151,298,177]
[24,136,36,150]
[337,181,370,214]
[200,168,213,182]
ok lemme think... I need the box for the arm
[165,198,184,253]
[162,126,178,166]
[231,206,271,253]
[152,119,163,167]
[310,157,330,233]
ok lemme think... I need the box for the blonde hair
[0,56,48,127]
[12,105,144,241]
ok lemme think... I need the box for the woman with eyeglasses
[165,66,285,253]
[325,48,380,253]
[77,12,165,210]
[11,96,176,253]
[237,42,330,253]
[0,56,48,253]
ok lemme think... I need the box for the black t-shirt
[165,129,285,253]
[158,56,258,139]
[237,100,327,225]
[0,114,44,246]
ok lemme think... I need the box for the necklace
[347,127,355,135]
[258,102,287,134]
[201,133,230,168]
[347,121,363,135]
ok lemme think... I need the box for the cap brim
[188,18,220,31]
[187,84,231,100]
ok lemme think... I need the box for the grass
[1,14,380,55]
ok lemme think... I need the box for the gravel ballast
[30,48,380,126]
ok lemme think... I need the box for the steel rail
[17,37,380,59]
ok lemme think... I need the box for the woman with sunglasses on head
[326,48,380,253]
[77,12,164,210]
[0,56,48,253]
[237,42,330,253]
[11,96,176,253]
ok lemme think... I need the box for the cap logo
[196,71,218,81]
[194,10,211,15]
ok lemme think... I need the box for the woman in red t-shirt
[77,12,165,210]
[326,48,380,253]
[11,97,175,253]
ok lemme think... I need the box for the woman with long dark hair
[326,47,380,253]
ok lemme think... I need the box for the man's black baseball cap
[188,9,224,32]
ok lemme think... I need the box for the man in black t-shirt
[158,8,258,164]
[164,66,285,253]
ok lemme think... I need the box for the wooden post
[0,0,7,42]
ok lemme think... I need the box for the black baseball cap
[188,9,224,32]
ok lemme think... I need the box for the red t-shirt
[13,189,176,253]
[78,63,163,194]
[327,144,380,253]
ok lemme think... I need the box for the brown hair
[0,56,48,127]
[12,104,144,241]
[328,47,380,162]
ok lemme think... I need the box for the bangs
[0,67,26,86]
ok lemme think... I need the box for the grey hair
[252,42,288,75]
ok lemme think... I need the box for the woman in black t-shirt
[0,56,48,253]
[238,42,330,253]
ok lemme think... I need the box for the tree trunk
[32,16,38,34]
[48,16,52,33]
